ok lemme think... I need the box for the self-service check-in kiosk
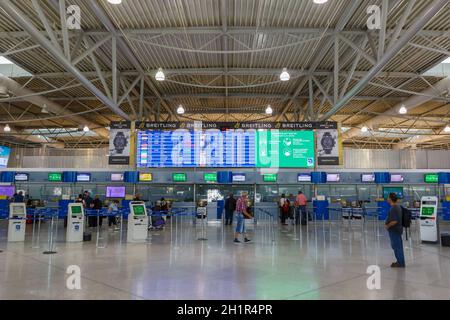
[128,201,149,242]
[420,196,439,243]
[66,203,85,242]
[8,203,26,242]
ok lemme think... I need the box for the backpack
[401,206,412,229]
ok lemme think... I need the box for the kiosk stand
[419,196,439,243]
[8,203,27,242]
[66,203,84,242]
[127,201,149,243]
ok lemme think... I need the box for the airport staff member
[13,191,25,203]
[295,191,308,225]
[234,192,251,244]
[385,193,405,268]
[224,193,237,225]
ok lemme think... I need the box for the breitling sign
[109,121,131,165]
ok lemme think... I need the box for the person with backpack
[385,193,405,268]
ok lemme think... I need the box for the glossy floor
[0,218,449,300]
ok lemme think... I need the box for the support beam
[319,0,448,121]
[0,0,130,120]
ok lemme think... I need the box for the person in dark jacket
[224,193,237,225]
[385,193,405,268]
[13,191,25,203]
[92,195,103,227]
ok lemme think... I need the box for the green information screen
[204,173,217,182]
[421,207,435,216]
[172,173,187,182]
[48,173,62,182]
[263,174,277,182]
[424,174,438,183]
[256,130,315,168]
[71,205,82,215]
[133,205,146,215]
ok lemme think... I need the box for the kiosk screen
[71,205,82,215]
[12,206,24,215]
[421,207,435,216]
[133,205,146,216]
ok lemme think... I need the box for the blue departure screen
[137,129,256,168]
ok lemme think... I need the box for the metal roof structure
[0,0,448,149]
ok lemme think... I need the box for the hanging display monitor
[263,174,277,182]
[390,174,404,182]
[297,173,311,182]
[0,146,11,168]
[76,173,91,182]
[256,130,315,168]
[232,173,246,182]
[0,185,15,197]
[136,128,315,168]
[172,173,187,182]
[326,173,340,182]
[204,173,217,182]
[424,173,438,183]
[137,129,256,168]
[139,173,153,182]
[14,173,29,181]
[111,173,124,182]
[106,186,126,198]
[361,174,375,182]
[48,172,62,182]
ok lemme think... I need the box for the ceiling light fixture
[177,104,185,114]
[398,105,407,114]
[361,126,368,133]
[4,124,11,132]
[444,125,450,133]
[313,0,328,4]
[107,0,122,4]
[279,68,290,81]
[265,105,273,115]
[155,68,165,81]
[83,125,90,132]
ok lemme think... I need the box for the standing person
[279,193,286,224]
[92,195,103,227]
[234,192,252,243]
[224,193,237,225]
[13,191,25,203]
[295,191,308,225]
[385,193,405,268]
[108,199,120,230]
[281,198,291,225]
[133,193,142,201]
[83,191,95,227]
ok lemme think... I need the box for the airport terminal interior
[0,0,450,300]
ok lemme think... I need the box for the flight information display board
[136,129,314,168]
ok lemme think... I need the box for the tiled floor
[0,217,449,300]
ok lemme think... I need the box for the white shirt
[279,198,286,207]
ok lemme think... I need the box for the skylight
[0,56,13,64]
[442,57,450,64]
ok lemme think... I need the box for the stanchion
[96,210,106,249]
[31,209,39,248]
[119,211,124,244]
[197,210,207,241]
[43,213,57,254]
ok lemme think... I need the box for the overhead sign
[424,173,439,183]
[263,174,277,182]
[172,173,187,182]
[204,173,217,182]
[316,128,341,166]
[109,121,131,165]
[136,121,337,130]
[48,173,62,182]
